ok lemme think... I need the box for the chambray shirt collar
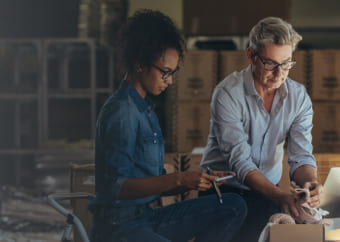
[244,65,288,99]
[123,80,155,112]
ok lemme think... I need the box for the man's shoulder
[285,77,308,95]
[216,69,247,93]
[285,78,312,110]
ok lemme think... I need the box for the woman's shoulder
[99,93,138,123]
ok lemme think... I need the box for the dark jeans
[90,193,247,242]
[200,186,280,242]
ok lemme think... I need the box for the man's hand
[293,165,323,207]
[208,169,236,186]
[304,181,323,207]
[272,191,300,217]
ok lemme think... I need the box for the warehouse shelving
[0,38,115,187]
[0,39,42,185]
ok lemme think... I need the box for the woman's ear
[136,66,143,73]
[135,64,144,73]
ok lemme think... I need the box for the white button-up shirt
[201,65,316,190]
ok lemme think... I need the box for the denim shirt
[89,80,165,209]
[201,65,316,190]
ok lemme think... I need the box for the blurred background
[1,0,340,241]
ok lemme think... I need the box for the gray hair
[248,17,302,53]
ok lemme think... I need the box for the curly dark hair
[118,9,185,75]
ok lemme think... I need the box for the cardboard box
[289,50,308,88]
[168,101,211,153]
[183,0,291,36]
[312,102,340,153]
[269,224,324,242]
[310,50,340,100]
[173,50,218,101]
[219,50,249,81]
[269,219,340,242]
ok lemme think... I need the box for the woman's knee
[222,193,247,217]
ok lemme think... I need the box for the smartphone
[216,175,234,182]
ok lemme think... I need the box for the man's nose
[273,65,284,76]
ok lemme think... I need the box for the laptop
[320,167,340,218]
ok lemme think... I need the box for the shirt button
[153,140,157,144]
[154,132,157,136]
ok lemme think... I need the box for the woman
[89,9,247,242]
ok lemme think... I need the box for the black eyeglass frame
[256,54,296,71]
[151,64,179,80]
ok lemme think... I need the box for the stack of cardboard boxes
[219,50,249,79]
[310,50,340,153]
[289,50,309,88]
[288,49,340,153]
[166,50,218,153]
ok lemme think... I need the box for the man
[200,17,323,241]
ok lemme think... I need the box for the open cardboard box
[269,218,340,242]
[270,224,324,242]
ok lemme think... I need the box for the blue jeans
[90,193,247,242]
[200,186,280,242]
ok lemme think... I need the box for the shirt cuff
[289,159,317,180]
[111,176,127,203]
[236,160,259,184]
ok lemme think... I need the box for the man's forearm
[293,165,318,187]
[244,169,286,202]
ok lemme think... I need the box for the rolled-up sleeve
[287,90,316,179]
[98,102,137,204]
[211,87,258,183]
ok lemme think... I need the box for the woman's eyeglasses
[152,64,179,80]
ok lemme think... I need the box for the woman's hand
[178,171,217,191]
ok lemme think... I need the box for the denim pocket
[143,135,163,170]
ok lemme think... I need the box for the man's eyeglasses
[256,54,296,71]
[152,64,179,80]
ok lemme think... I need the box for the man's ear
[247,47,256,65]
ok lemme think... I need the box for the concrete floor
[0,186,68,242]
